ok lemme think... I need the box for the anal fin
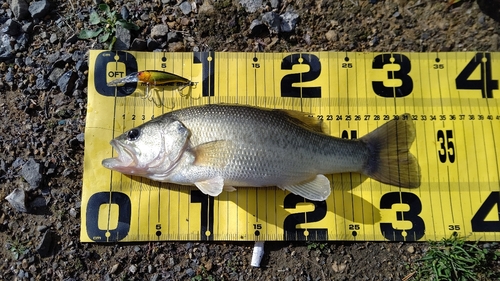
[279,175,331,201]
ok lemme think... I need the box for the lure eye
[127,129,141,141]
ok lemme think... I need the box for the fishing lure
[107,70,195,99]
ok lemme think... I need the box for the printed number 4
[456,53,498,98]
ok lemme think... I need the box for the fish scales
[166,105,369,182]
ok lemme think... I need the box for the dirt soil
[0,0,499,280]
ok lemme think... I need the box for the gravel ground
[1,0,500,280]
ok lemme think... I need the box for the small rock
[129,264,137,274]
[280,11,299,33]
[29,0,51,19]
[15,33,29,51]
[2,19,23,36]
[185,268,195,277]
[331,261,347,273]
[35,76,51,90]
[120,6,130,20]
[239,0,263,13]
[110,263,120,274]
[57,70,78,95]
[5,188,28,213]
[179,1,192,15]
[270,0,280,8]
[262,11,281,34]
[284,276,294,281]
[114,25,131,50]
[76,133,85,143]
[325,30,338,42]
[407,245,415,254]
[29,196,47,208]
[48,68,64,83]
[49,33,58,44]
[151,24,169,39]
[198,1,214,14]
[36,230,56,257]
[69,208,77,218]
[0,34,14,61]
[10,0,30,20]
[21,158,42,190]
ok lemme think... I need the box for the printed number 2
[283,194,328,240]
[372,54,413,98]
[437,130,455,163]
[380,192,425,241]
[280,54,321,98]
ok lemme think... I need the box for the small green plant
[7,239,29,260]
[306,241,328,251]
[78,3,139,50]
[411,235,500,281]
[191,266,215,281]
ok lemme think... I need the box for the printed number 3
[372,54,413,98]
[380,192,425,241]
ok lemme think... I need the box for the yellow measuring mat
[81,50,500,242]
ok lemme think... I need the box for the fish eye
[127,129,140,141]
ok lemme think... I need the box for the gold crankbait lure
[107,70,196,99]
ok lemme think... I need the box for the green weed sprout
[412,235,500,281]
[78,3,139,50]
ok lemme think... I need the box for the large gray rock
[29,0,51,19]
[10,0,30,20]
[151,24,169,39]
[1,19,23,36]
[20,158,42,190]
[239,0,263,13]
[262,11,281,33]
[280,11,299,33]
[114,25,131,50]
[5,188,28,213]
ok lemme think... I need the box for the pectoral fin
[279,175,331,201]
[193,140,232,168]
[194,176,224,196]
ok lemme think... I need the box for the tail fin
[360,114,421,188]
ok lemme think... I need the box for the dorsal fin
[274,109,324,133]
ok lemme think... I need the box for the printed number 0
[372,54,413,98]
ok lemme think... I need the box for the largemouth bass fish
[102,104,420,201]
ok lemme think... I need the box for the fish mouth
[102,140,138,170]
